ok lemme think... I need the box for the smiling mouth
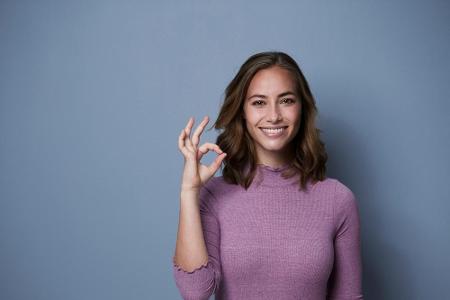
[259,126,288,136]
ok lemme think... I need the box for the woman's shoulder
[322,177,357,211]
[202,175,235,192]
[308,176,339,192]
[319,177,353,192]
[198,176,237,214]
[202,175,224,189]
[200,175,245,202]
[201,175,228,196]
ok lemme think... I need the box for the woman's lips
[259,126,288,138]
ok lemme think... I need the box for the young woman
[172,51,364,300]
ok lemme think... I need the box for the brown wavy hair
[209,51,327,191]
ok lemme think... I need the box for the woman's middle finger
[191,116,209,148]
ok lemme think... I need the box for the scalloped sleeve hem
[173,259,212,274]
[172,257,217,300]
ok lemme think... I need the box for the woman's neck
[256,148,295,169]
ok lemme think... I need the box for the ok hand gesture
[178,116,227,192]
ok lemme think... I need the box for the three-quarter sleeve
[172,183,222,300]
[327,182,364,300]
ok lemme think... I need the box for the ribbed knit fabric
[173,163,364,300]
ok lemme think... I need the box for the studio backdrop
[1,1,449,299]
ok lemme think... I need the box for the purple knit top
[173,163,364,300]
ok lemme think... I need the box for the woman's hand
[178,116,227,192]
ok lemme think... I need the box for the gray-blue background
[1,1,449,299]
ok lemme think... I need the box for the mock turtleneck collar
[252,162,299,188]
[256,163,292,172]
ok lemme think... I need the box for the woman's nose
[268,105,282,122]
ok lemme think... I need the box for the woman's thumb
[214,152,227,169]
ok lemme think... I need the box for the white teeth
[261,127,286,133]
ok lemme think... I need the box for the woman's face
[243,66,301,164]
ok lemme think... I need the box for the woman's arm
[173,188,209,272]
[172,184,222,300]
[173,116,224,299]
[326,181,364,300]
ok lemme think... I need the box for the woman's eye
[251,99,295,106]
[282,98,295,104]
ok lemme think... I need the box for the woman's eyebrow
[247,91,296,100]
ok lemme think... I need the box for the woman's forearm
[173,188,209,272]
